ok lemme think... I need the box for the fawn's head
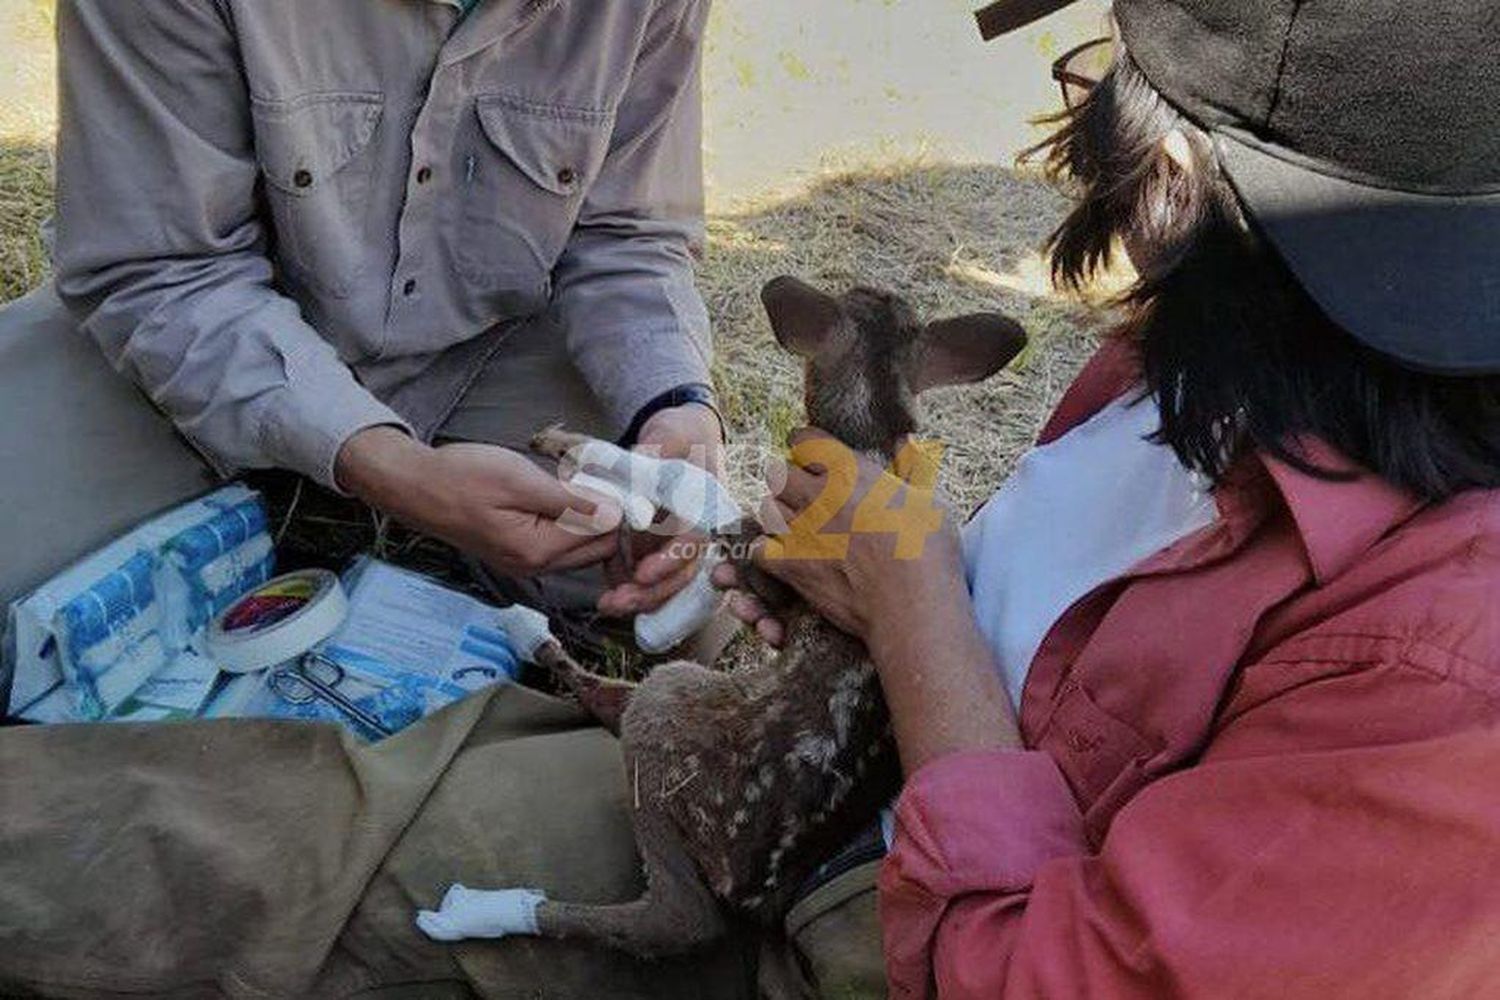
[760,277,1028,455]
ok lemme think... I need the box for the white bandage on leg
[492,604,556,663]
[635,552,726,654]
[552,434,746,653]
[569,471,658,531]
[566,439,744,536]
[415,885,548,942]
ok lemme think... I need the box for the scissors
[267,653,393,738]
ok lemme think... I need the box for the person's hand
[717,427,964,646]
[716,427,1016,773]
[635,402,727,477]
[709,559,793,648]
[597,403,726,617]
[335,426,622,578]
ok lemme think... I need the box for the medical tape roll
[207,569,349,674]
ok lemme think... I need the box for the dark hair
[1037,53,1500,503]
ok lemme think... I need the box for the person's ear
[761,276,844,357]
[914,313,1027,392]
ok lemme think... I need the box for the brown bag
[759,859,887,1000]
[787,862,887,999]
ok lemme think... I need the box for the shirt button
[402,278,417,296]
[293,169,314,188]
[416,166,433,184]
[556,166,577,186]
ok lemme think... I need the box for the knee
[0,284,76,350]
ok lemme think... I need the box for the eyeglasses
[1052,37,1115,110]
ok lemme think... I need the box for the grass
[0,141,51,301]
[1,0,57,300]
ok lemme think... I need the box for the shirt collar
[1036,338,1139,446]
[439,0,559,67]
[1043,339,1425,585]
[1258,440,1424,584]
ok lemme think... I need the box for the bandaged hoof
[415,884,547,942]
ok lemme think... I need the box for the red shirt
[880,343,1500,998]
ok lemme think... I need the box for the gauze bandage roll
[564,439,743,536]
[568,472,657,531]
[554,435,744,653]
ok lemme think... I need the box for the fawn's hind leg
[534,801,726,958]
[421,806,725,957]
[535,643,636,737]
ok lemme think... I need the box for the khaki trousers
[0,683,758,998]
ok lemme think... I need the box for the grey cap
[980,0,1500,373]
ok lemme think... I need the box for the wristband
[619,383,724,448]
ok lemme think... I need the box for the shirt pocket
[454,93,615,295]
[250,92,384,300]
[1038,680,1158,842]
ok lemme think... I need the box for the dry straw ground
[0,142,50,300]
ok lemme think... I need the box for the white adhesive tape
[634,553,726,654]
[569,472,657,531]
[492,603,556,662]
[207,569,349,674]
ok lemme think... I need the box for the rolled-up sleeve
[880,750,1088,997]
[551,0,713,435]
[53,0,407,489]
[878,661,1500,999]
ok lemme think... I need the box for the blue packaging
[6,485,273,722]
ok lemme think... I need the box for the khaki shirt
[53,0,712,489]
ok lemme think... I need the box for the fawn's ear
[761,276,844,357]
[915,313,1028,392]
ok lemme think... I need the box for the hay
[0,143,52,303]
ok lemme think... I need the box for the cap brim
[975,0,1086,40]
[1215,131,1500,374]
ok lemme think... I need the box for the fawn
[498,277,1024,957]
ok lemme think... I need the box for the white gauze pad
[415,885,547,942]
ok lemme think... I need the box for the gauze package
[5,485,274,721]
